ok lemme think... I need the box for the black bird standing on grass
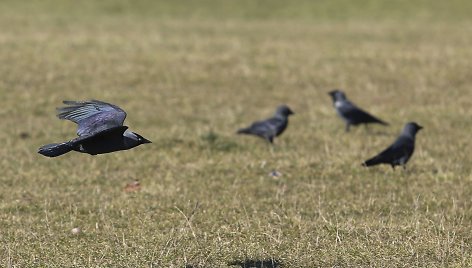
[237,105,294,144]
[328,89,388,132]
[38,100,151,157]
[362,122,423,169]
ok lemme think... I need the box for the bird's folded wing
[339,103,367,119]
[339,103,385,124]
[374,136,413,162]
[57,100,127,136]
[250,118,279,136]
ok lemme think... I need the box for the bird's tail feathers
[378,120,389,126]
[236,128,251,134]
[362,156,382,167]
[370,116,389,126]
[38,142,73,157]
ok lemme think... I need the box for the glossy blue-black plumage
[38,100,150,157]
[329,89,388,132]
[363,122,423,169]
[237,105,294,143]
[57,100,127,136]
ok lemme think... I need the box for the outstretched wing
[57,100,127,136]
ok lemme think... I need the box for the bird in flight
[38,100,151,157]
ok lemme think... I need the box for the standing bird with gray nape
[362,122,423,169]
[38,100,151,157]
[328,89,388,132]
[237,105,294,144]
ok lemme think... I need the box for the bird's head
[328,89,347,102]
[403,122,423,136]
[123,130,152,148]
[275,105,295,117]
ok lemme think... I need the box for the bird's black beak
[328,91,337,100]
[142,138,152,144]
[418,125,424,130]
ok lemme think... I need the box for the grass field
[1,0,472,267]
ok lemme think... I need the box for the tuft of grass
[1,0,472,267]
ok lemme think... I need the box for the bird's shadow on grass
[228,259,281,268]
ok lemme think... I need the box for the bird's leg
[345,123,351,132]
[268,142,275,156]
[265,136,275,147]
